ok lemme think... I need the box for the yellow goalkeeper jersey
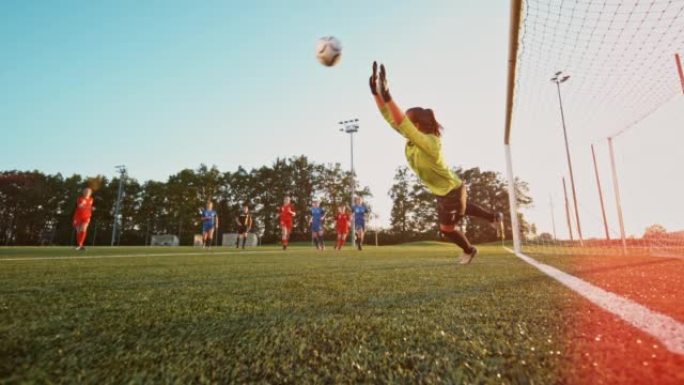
[381,106,462,196]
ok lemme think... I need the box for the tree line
[387,166,534,244]
[0,157,534,246]
[0,156,369,246]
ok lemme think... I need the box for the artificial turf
[0,243,571,384]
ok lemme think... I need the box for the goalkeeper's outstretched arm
[369,62,439,155]
[370,61,405,134]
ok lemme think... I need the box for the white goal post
[504,0,523,254]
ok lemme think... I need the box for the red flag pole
[676,53,684,95]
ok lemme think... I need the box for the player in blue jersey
[309,199,327,250]
[352,196,368,250]
[200,201,219,248]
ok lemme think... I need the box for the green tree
[138,180,170,245]
[387,166,534,244]
[0,156,374,245]
[389,167,412,235]
[0,171,62,245]
[166,169,203,245]
[643,224,667,239]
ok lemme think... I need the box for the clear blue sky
[2,0,682,236]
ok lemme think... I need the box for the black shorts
[435,185,467,226]
[237,225,247,235]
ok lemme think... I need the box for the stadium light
[550,73,570,83]
[550,71,583,245]
[338,118,359,246]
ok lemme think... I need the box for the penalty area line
[504,247,684,355]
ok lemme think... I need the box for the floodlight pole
[562,177,574,242]
[591,144,611,240]
[111,165,127,246]
[549,195,557,240]
[370,213,379,247]
[339,119,360,247]
[608,137,627,254]
[551,72,583,245]
[675,53,684,94]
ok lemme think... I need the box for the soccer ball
[316,36,342,67]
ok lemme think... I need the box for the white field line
[647,250,684,260]
[0,249,286,262]
[504,247,684,355]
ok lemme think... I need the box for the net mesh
[511,0,684,258]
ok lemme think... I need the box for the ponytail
[406,107,442,137]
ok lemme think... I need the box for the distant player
[200,202,218,248]
[352,196,368,251]
[279,196,296,250]
[309,199,326,250]
[370,62,502,264]
[334,205,351,250]
[72,187,94,251]
[235,204,253,249]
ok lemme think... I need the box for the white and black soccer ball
[316,36,342,67]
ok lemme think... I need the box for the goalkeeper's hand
[378,64,392,102]
[369,61,378,95]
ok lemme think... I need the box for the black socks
[441,230,475,254]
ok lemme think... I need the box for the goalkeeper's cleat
[459,247,478,265]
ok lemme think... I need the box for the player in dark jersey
[309,199,326,250]
[352,196,368,251]
[235,204,253,249]
[335,204,351,250]
[72,187,94,251]
[200,201,219,248]
[279,196,296,250]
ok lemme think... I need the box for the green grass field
[0,243,571,384]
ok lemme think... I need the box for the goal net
[506,0,684,258]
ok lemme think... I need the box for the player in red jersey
[334,204,351,250]
[72,187,94,251]
[279,196,296,250]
